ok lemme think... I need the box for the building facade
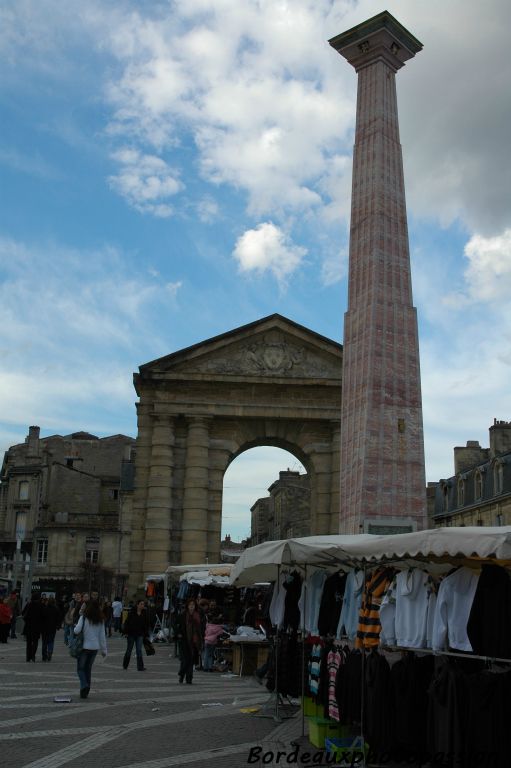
[433,420,511,527]
[250,470,311,545]
[0,426,135,600]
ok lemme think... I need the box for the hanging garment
[308,642,323,698]
[317,571,347,637]
[327,646,343,721]
[336,569,364,641]
[356,568,394,649]
[269,572,287,628]
[282,571,302,632]
[364,650,394,754]
[466,563,511,658]
[427,658,471,767]
[432,567,479,652]
[390,653,434,756]
[298,569,328,635]
[336,649,362,725]
[381,569,438,649]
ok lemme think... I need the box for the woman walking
[22,593,44,661]
[177,598,203,684]
[41,596,61,661]
[73,600,107,699]
[122,599,149,671]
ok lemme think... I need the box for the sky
[1,0,510,541]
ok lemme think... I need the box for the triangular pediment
[138,314,342,382]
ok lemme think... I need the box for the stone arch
[128,314,342,590]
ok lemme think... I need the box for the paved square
[0,634,304,768]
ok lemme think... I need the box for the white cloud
[233,223,307,285]
[108,147,182,217]
[463,230,511,302]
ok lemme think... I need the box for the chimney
[489,419,511,458]
[454,440,489,474]
[26,426,40,457]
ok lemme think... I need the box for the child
[202,615,228,672]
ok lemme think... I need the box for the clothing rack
[381,644,511,666]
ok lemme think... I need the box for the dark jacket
[41,603,61,635]
[23,600,45,634]
[123,608,150,637]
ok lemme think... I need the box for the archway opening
[221,446,308,552]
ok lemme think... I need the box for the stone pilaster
[181,416,210,563]
[127,403,153,590]
[330,12,427,533]
[142,415,174,574]
[310,450,332,535]
[329,423,341,533]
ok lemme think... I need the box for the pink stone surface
[339,45,427,533]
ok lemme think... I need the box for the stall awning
[229,527,511,586]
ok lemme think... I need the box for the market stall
[230,527,511,766]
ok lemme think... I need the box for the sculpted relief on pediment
[180,334,340,378]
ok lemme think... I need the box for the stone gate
[127,314,342,589]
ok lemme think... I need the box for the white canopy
[229,527,511,586]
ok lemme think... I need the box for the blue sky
[1,0,510,540]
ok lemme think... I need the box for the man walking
[112,596,123,633]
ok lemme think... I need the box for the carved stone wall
[127,314,343,591]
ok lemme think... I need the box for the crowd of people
[2,587,267,697]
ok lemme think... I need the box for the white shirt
[432,567,479,652]
[298,569,328,635]
[112,600,123,618]
[74,615,108,654]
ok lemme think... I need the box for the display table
[230,639,269,676]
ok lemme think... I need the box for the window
[108,488,119,501]
[457,479,465,507]
[18,481,29,500]
[494,463,504,495]
[66,458,74,468]
[37,539,48,565]
[442,485,449,513]
[474,471,483,501]
[85,536,99,564]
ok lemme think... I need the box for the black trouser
[0,623,9,643]
[26,631,40,661]
[178,641,197,682]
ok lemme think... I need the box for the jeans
[77,649,97,690]
[63,624,73,646]
[10,615,17,638]
[203,643,215,671]
[42,631,56,659]
[113,616,122,632]
[123,635,144,670]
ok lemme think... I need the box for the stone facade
[250,470,311,545]
[330,12,427,534]
[0,427,135,598]
[129,314,342,591]
[433,419,511,527]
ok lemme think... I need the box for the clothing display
[317,571,347,637]
[298,569,328,634]
[432,567,479,652]
[466,563,511,658]
[356,567,394,649]
[336,569,364,640]
[380,569,437,649]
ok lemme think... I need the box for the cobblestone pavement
[0,634,314,768]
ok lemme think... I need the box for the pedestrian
[0,598,12,643]
[72,592,85,624]
[103,600,113,637]
[177,598,203,684]
[112,596,123,632]
[122,599,149,671]
[73,600,107,699]
[202,614,228,672]
[7,591,20,639]
[63,599,76,646]
[22,592,44,661]
[41,596,61,661]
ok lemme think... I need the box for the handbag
[69,617,85,658]
[143,637,155,656]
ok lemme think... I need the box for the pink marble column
[330,12,427,533]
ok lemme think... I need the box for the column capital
[329,11,422,73]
